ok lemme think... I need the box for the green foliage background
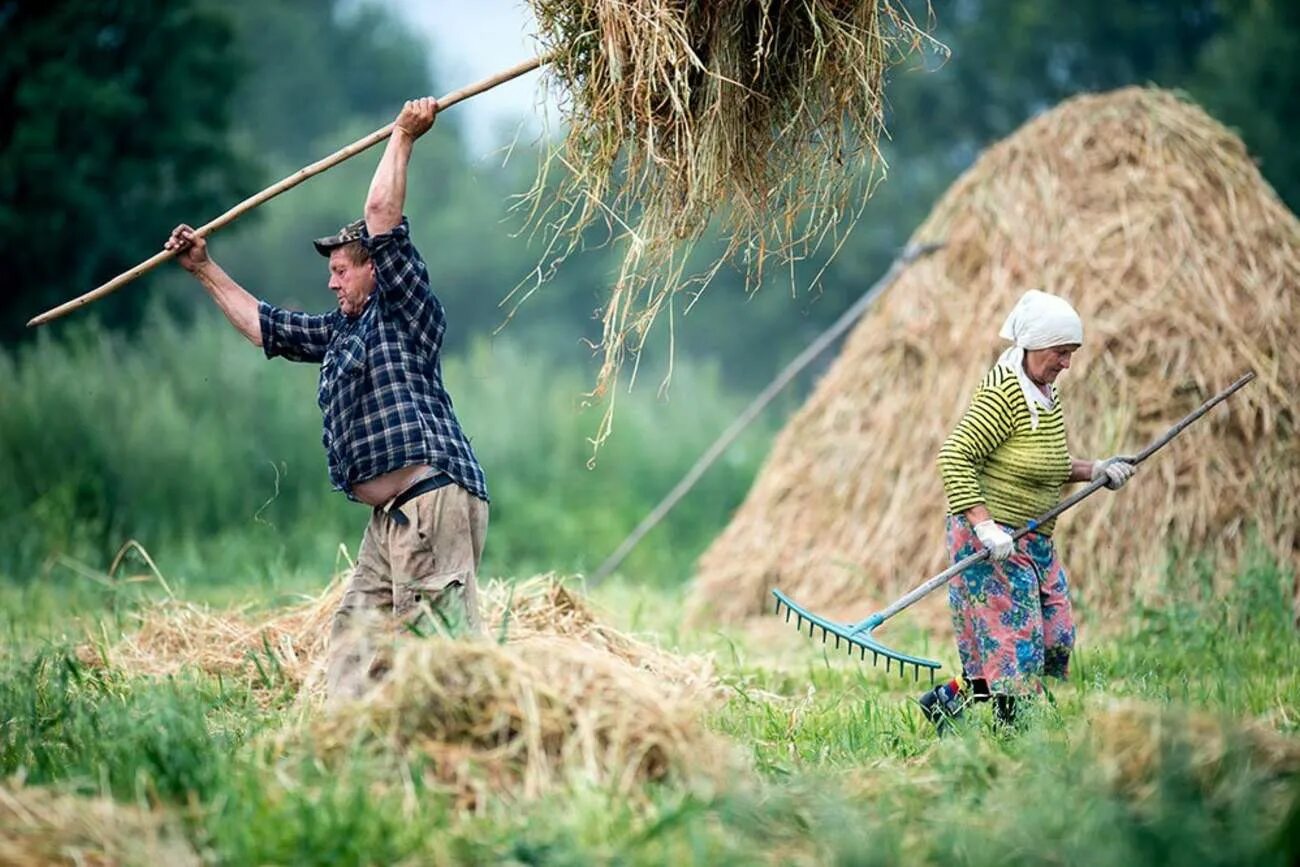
[1,0,1297,587]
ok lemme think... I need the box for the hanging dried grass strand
[523,0,936,444]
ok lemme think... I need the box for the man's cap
[313,218,366,256]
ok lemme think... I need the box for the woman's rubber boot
[993,694,1018,730]
[917,678,964,736]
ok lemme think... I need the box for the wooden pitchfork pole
[772,371,1256,683]
[26,56,547,328]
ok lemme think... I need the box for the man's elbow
[364,200,400,233]
[244,317,264,348]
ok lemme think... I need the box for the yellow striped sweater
[937,365,1072,535]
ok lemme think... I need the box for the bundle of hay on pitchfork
[29,0,935,443]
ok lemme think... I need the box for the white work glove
[1091,456,1137,490]
[973,520,1014,562]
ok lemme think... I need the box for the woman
[922,289,1134,730]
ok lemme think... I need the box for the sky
[388,1,557,152]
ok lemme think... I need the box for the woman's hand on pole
[1090,457,1137,490]
[973,520,1014,561]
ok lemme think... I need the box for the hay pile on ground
[77,582,342,704]
[83,574,713,704]
[689,87,1299,626]
[497,578,713,688]
[0,781,198,866]
[525,0,933,443]
[1087,699,1300,817]
[299,632,725,808]
[84,576,723,806]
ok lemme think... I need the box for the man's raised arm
[364,98,437,237]
[165,224,262,346]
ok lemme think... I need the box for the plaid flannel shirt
[258,217,488,502]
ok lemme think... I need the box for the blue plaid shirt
[258,218,488,502]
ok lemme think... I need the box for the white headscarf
[996,289,1083,429]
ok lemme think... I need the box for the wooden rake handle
[27,55,547,328]
[867,370,1257,626]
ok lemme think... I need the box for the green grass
[2,316,1296,863]
[2,558,1296,865]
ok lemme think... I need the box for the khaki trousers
[325,483,488,704]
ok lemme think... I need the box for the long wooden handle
[27,55,547,328]
[865,370,1256,627]
[589,241,944,585]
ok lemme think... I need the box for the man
[165,98,489,703]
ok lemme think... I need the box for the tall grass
[0,311,778,593]
[0,561,1294,864]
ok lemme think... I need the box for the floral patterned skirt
[945,514,1075,695]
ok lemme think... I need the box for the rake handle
[26,55,547,328]
[863,370,1256,628]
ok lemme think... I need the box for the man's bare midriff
[350,463,436,507]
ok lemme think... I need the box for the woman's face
[1024,344,1080,385]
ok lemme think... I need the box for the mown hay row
[78,576,724,806]
[297,632,727,808]
[1088,698,1300,818]
[81,575,714,705]
[689,87,1299,626]
[0,782,198,867]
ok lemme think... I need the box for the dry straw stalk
[0,782,199,867]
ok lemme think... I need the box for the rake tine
[770,588,944,680]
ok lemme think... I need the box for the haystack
[299,633,725,808]
[0,782,198,867]
[689,87,1299,626]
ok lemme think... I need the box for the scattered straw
[1087,699,1300,817]
[689,88,1300,626]
[77,581,343,706]
[521,0,938,445]
[494,576,713,688]
[0,781,198,867]
[83,574,713,707]
[295,632,725,809]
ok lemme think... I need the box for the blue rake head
[771,588,941,683]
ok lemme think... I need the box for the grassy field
[2,320,1297,864]
[1,553,1296,865]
